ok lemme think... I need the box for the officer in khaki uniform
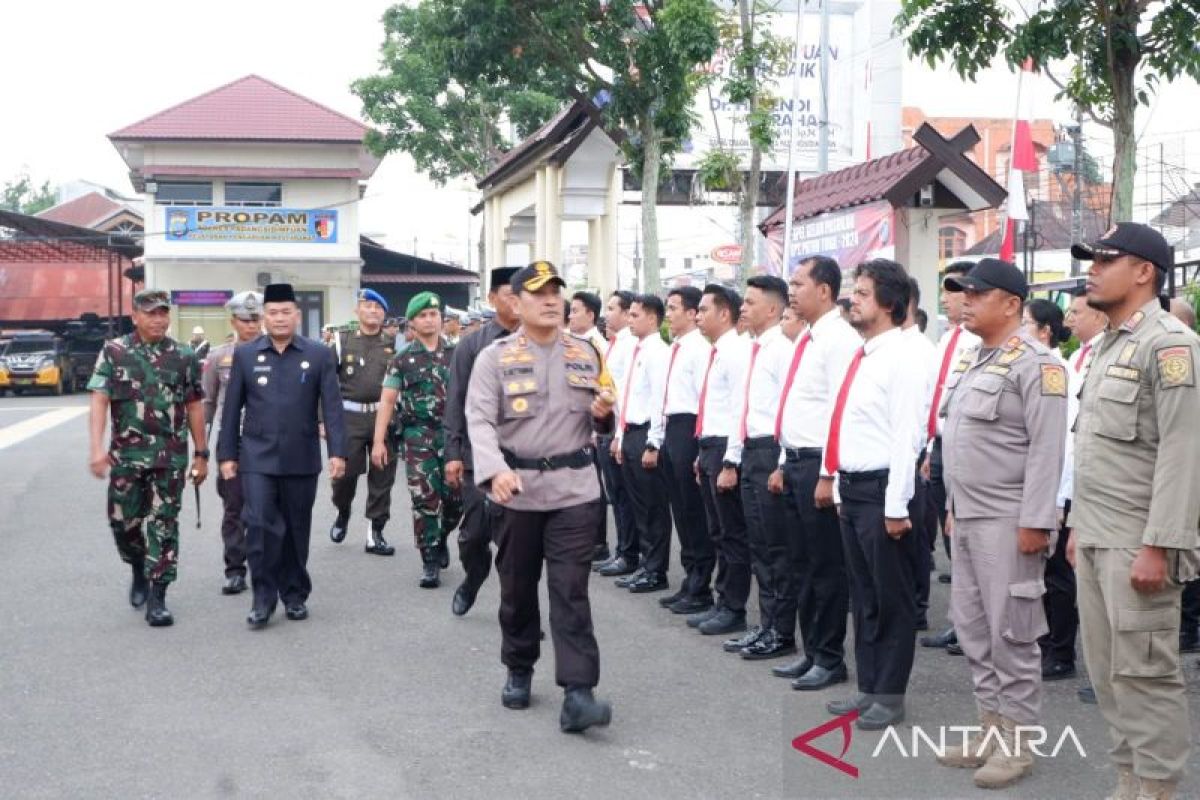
[934,259,1067,789]
[1069,223,1200,800]
[466,260,616,734]
[328,289,400,554]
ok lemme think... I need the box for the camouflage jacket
[87,333,203,469]
[382,336,454,428]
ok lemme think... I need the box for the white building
[109,74,381,341]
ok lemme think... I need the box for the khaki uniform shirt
[202,341,238,430]
[941,328,1067,530]
[1072,299,1200,558]
[334,329,393,403]
[466,329,614,511]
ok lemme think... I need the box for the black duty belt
[502,446,595,471]
[838,468,889,483]
[743,435,777,450]
[785,447,822,462]
[624,421,650,433]
[697,436,727,449]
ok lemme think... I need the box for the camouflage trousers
[107,463,186,583]
[400,425,463,553]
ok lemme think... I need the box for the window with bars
[154,182,212,206]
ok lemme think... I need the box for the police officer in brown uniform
[1068,223,1200,800]
[466,260,615,734]
[328,289,399,554]
[934,259,1067,789]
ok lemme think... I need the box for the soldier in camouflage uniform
[373,291,463,588]
[87,289,208,627]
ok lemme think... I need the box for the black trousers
[457,469,492,591]
[739,438,788,631]
[241,472,319,608]
[216,473,248,578]
[620,425,672,577]
[329,410,398,527]
[908,459,932,623]
[1183,581,1200,635]
[592,450,609,548]
[839,471,918,701]
[597,434,638,562]
[661,415,714,598]
[697,437,751,612]
[781,451,848,668]
[1040,499,1078,664]
[926,437,951,560]
[493,500,603,688]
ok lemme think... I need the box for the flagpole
[1002,65,1025,267]
[780,0,808,277]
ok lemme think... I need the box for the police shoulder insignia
[1122,310,1145,332]
[1040,364,1067,396]
[1156,345,1195,388]
[998,348,1025,365]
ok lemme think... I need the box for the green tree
[1,173,55,215]
[437,0,720,291]
[895,0,1200,223]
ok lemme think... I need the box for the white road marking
[0,406,89,450]
[0,405,72,412]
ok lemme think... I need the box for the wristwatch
[194,449,210,460]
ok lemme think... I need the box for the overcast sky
[3,0,1197,266]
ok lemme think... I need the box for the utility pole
[632,224,641,293]
[817,0,830,174]
[1070,111,1083,276]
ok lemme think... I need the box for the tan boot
[936,710,1002,769]
[1105,767,1138,800]
[973,715,1034,789]
[1136,778,1178,800]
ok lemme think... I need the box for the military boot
[973,715,1033,789]
[144,582,174,627]
[438,540,450,569]
[936,710,1002,769]
[419,550,441,589]
[365,523,395,556]
[129,559,150,609]
[560,687,612,733]
[1136,778,1178,800]
[1106,767,1138,800]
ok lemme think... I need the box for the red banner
[763,200,895,281]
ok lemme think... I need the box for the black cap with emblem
[510,260,568,294]
[1071,222,1173,272]
[943,258,1028,300]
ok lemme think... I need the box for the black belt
[838,468,889,483]
[743,435,777,450]
[697,436,726,448]
[624,421,650,433]
[785,447,822,462]
[502,446,595,471]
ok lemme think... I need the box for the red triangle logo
[791,711,859,778]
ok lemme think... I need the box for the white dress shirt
[697,327,751,440]
[648,327,711,448]
[777,307,863,471]
[1056,331,1103,507]
[605,326,636,419]
[725,325,789,465]
[617,332,670,437]
[929,323,981,441]
[831,326,926,518]
[902,324,939,451]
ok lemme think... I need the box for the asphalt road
[1,394,1197,799]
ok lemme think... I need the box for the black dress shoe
[365,527,395,556]
[144,582,174,627]
[129,561,149,609]
[285,603,308,621]
[502,669,532,709]
[920,626,957,648]
[741,630,797,660]
[614,568,647,588]
[452,583,477,616]
[560,687,612,733]
[1042,661,1076,681]
[946,642,964,656]
[329,514,349,543]
[792,663,849,690]
[723,625,764,653]
[628,573,669,593]
[856,702,904,730]
[598,557,638,577]
[222,574,248,595]
[686,604,723,628]
[698,607,746,636]
[772,657,813,679]
[937,572,952,584]
[658,588,688,608]
[670,596,714,615]
[247,602,275,629]
[591,545,611,563]
[826,693,873,716]
[420,562,441,589]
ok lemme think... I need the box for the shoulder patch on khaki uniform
[1156,346,1194,388]
[1041,364,1067,396]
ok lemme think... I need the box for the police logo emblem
[301,361,310,370]
[258,354,266,363]
[1156,346,1194,388]
[1040,364,1067,396]
[346,366,355,375]
[512,397,529,413]
[257,376,268,386]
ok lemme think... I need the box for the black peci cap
[1071,222,1173,272]
[943,258,1028,300]
[489,267,521,292]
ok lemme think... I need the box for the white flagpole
[780,0,808,277]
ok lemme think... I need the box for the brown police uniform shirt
[202,341,237,429]
[466,329,611,512]
[334,329,393,403]
[1072,299,1200,559]
[941,328,1067,530]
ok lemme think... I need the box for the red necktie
[1074,343,1091,373]
[774,331,813,441]
[823,347,866,475]
[926,326,963,441]
[694,347,719,437]
[737,341,762,441]
[618,343,642,431]
[661,341,681,415]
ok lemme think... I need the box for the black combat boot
[560,687,612,733]
[502,668,532,709]
[144,582,174,627]
[419,550,441,589]
[438,539,450,569]
[365,523,395,556]
[129,559,150,609]
[329,511,349,543]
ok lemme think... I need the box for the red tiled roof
[109,75,368,143]
[0,259,135,322]
[36,192,123,228]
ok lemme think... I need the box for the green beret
[406,291,443,319]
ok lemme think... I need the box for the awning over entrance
[359,239,479,314]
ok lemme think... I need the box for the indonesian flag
[1000,59,1036,262]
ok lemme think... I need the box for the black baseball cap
[510,260,567,293]
[1071,222,1173,272]
[943,258,1028,300]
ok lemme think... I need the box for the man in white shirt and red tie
[596,291,640,577]
[769,256,862,689]
[611,295,672,593]
[689,285,753,637]
[720,275,797,660]
[823,259,927,730]
[646,287,716,615]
